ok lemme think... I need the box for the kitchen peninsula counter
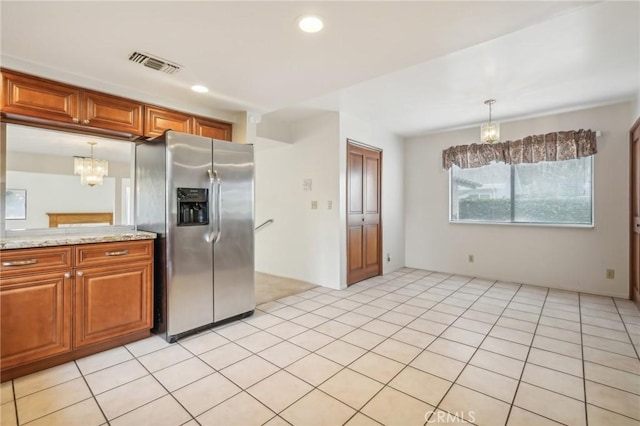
[0,228,156,250]
[0,226,156,381]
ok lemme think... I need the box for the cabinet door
[193,116,232,141]
[1,70,81,123]
[1,272,72,369]
[74,261,152,347]
[82,91,144,135]
[144,106,192,138]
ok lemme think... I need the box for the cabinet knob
[77,271,84,277]
[64,272,71,278]
[72,117,79,123]
[83,119,90,125]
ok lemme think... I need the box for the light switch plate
[311,201,318,209]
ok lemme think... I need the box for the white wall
[632,96,640,125]
[405,102,633,298]
[5,151,130,229]
[255,113,342,288]
[338,113,406,286]
[254,111,406,289]
[6,171,116,230]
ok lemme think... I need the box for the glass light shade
[481,121,500,144]
[74,156,108,186]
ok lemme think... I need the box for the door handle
[213,170,222,244]
[362,217,365,222]
[105,250,129,256]
[207,169,216,242]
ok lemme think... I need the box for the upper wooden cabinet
[144,105,192,138]
[145,106,233,141]
[1,69,233,142]
[1,70,144,137]
[1,70,81,124]
[193,116,232,141]
[82,90,143,135]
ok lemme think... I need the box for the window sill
[449,220,594,229]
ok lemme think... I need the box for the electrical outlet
[606,269,615,279]
[311,201,318,209]
[468,254,474,263]
[327,200,332,210]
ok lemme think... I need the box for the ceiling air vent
[128,51,181,75]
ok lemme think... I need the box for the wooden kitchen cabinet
[144,105,192,137]
[1,272,72,370]
[82,90,144,135]
[0,240,154,380]
[145,105,233,141]
[193,116,232,141]
[1,70,81,124]
[74,261,152,348]
[1,69,233,142]
[0,246,73,370]
[1,69,144,138]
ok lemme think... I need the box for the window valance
[442,129,597,170]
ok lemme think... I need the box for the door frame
[346,139,383,285]
[630,115,640,303]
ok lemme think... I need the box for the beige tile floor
[2,268,640,426]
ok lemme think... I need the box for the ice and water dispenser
[177,188,208,226]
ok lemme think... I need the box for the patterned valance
[442,129,597,170]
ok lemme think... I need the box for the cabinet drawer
[0,246,73,279]
[75,240,153,268]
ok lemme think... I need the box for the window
[450,157,593,226]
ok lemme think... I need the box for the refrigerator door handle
[213,170,222,244]
[207,169,217,242]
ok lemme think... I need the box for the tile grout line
[503,286,550,426]
[612,298,640,360]
[427,280,526,426]
[579,293,589,426]
[220,270,449,425]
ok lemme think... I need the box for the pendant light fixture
[74,142,108,186]
[480,99,500,144]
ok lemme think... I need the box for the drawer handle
[2,259,38,267]
[105,250,129,257]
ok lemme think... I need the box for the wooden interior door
[347,141,382,285]
[631,117,640,306]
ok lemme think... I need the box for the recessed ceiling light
[298,15,323,33]
[191,84,208,93]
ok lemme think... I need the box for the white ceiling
[1,1,638,138]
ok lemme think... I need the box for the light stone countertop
[0,228,156,250]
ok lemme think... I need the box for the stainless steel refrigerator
[135,131,254,343]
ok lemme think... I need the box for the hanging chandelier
[73,142,108,186]
[480,99,500,144]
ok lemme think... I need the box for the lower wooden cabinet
[74,261,152,347]
[0,240,154,380]
[0,271,72,370]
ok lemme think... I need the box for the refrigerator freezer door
[166,132,215,336]
[212,140,255,321]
